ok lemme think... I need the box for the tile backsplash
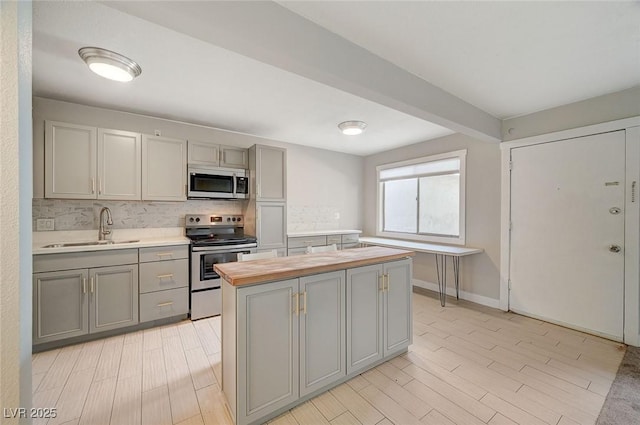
[32,199,244,231]
[287,204,342,232]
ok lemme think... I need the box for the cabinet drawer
[288,235,327,248]
[139,287,189,322]
[139,245,188,263]
[341,234,359,244]
[327,235,342,244]
[139,259,188,294]
[341,242,359,250]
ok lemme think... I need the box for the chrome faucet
[98,207,113,241]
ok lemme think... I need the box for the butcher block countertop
[215,246,415,286]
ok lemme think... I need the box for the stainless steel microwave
[187,167,249,199]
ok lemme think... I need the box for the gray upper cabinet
[97,128,142,200]
[45,121,142,200]
[188,140,248,169]
[251,145,287,201]
[45,120,97,199]
[188,140,220,167]
[89,264,139,334]
[237,279,299,424]
[299,271,346,397]
[142,134,187,201]
[221,145,249,169]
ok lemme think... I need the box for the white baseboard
[412,279,500,309]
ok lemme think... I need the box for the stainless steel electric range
[186,214,257,320]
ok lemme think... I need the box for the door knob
[609,245,622,253]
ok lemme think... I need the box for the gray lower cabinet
[33,269,90,344]
[346,258,412,374]
[236,279,300,424]
[139,245,189,322]
[227,270,346,425]
[89,264,139,333]
[299,271,346,396]
[33,257,139,345]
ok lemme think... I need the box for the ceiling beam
[106,1,501,143]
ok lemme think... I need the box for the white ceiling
[32,1,640,156]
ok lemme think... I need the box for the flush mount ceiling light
[78,47,142,82]
[338,120,367,136]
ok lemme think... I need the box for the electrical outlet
[36,219,55,231]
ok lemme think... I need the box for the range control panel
[185,214,244,227]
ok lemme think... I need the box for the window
[377,150,466,245]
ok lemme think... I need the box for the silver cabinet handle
[98,178,102,195]
[609,245,622,253]
[156,273,174,279]
[82,278,87,294]
[157,301,174,307]
[156,252,173,258]
[633,181,637,203]
[91,178,95,194]
[90,277,94,293]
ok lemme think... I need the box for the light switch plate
[36,219,55,231]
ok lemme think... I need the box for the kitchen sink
[42,239,140,248]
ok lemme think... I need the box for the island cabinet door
[346,264,384,374]
[383,259,413,356]
[237,279,299,425]
[299,271,346,397]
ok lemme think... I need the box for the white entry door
[509,130,625,340]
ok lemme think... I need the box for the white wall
[33,97,364,232]
[364,133,502,302]
[1,0,33,417]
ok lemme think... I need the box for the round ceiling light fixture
[78,47,142,82]
[338,120,367,136]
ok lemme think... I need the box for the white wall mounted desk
[359,237,483,306]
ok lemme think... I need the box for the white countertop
[359,236,483,257]
[33,228,190,255]
[287,229,362,237]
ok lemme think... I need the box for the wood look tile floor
[32,291,626,425]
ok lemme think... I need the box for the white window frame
[376,149,466,245]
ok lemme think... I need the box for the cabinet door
[89,264,139,333]
[346,264,383,374]
[188,140,219,167]
[142,135,187,201]
[237,279,299,423]
[33,269,89,344]
[255,145,286,201]
[383,259,412,356]
[256,202,286,249]
[98,128,141,200]
[299,271,346,397]
[45,120,97,199]
[221,146,249,169]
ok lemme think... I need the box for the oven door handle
[192,243,257,253]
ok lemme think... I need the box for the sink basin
[42,240,140,248]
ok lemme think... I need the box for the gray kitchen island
[215,246,415,425]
